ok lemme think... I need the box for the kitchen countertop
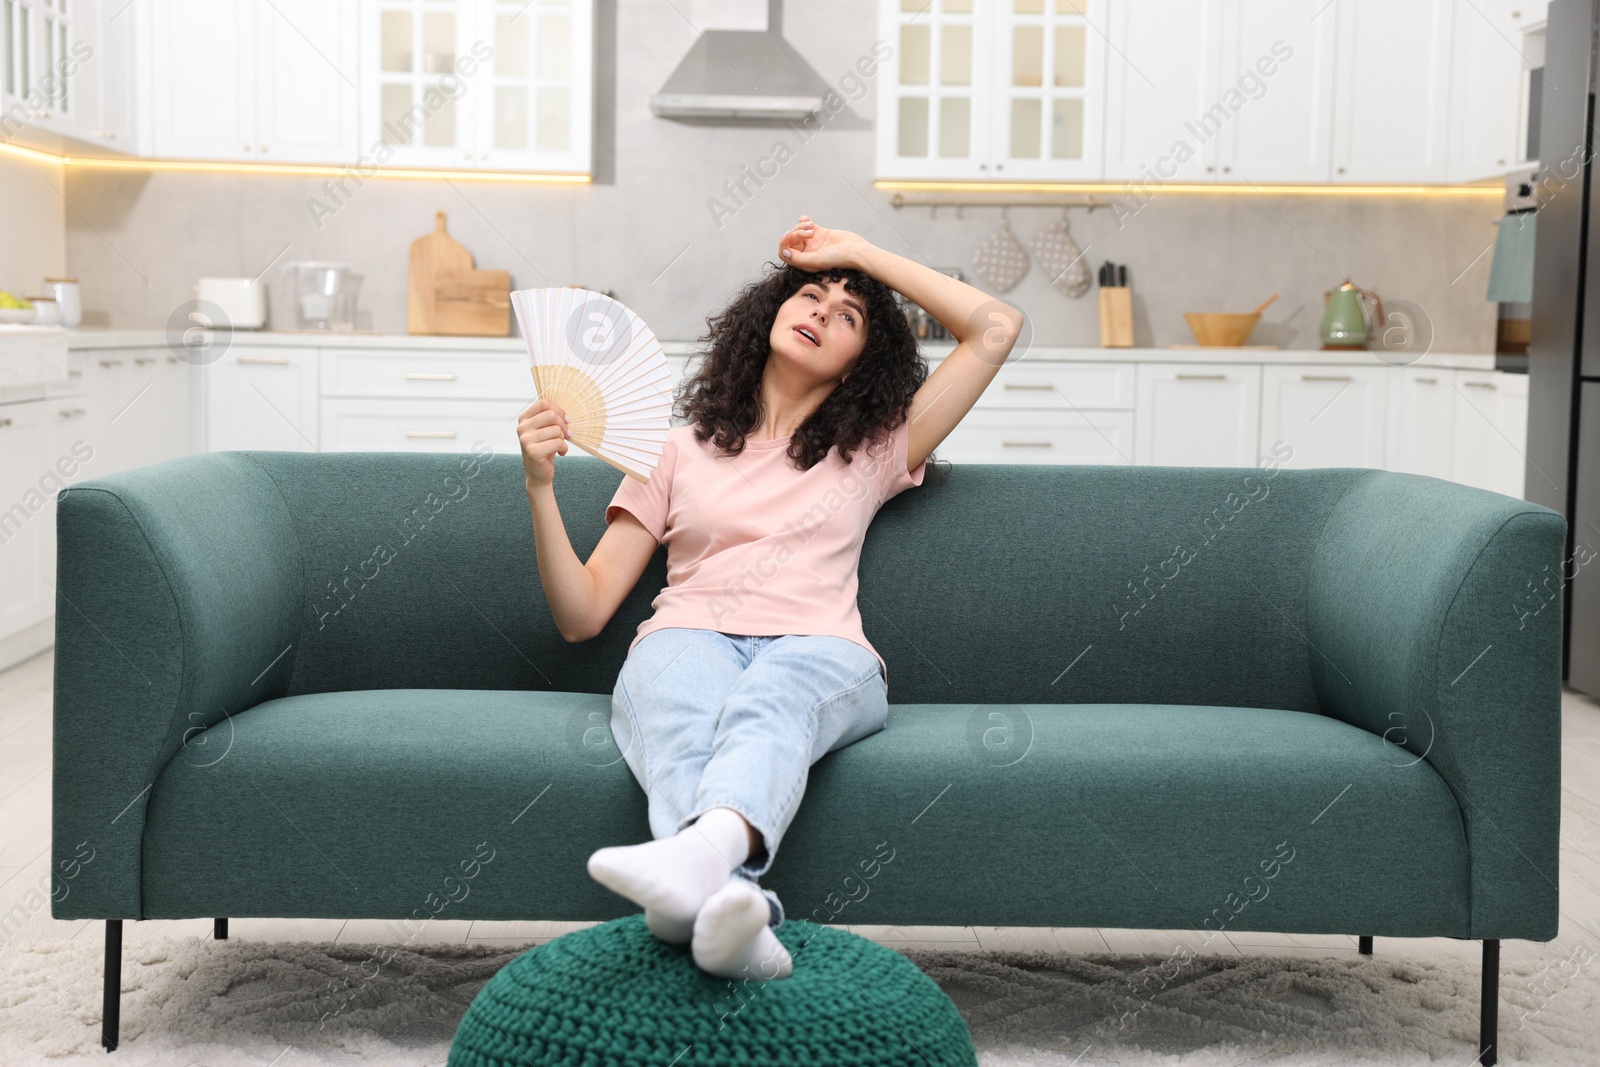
[51,327,1501,370]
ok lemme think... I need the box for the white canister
[45,277,81,328]
[25,296,61,325]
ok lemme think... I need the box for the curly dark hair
[675,260,950,485]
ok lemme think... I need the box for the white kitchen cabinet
[1259,364,1388,469]
[475,0,593,171]
[320,346,529,399]
[361,0,593,173]
[876,0,989,180]
[147,0,358,163]
[254,0,360,164]
[80,348,192,473]
[1330,0,1454,183]
[1135,363,1261,467]
[1102,0,1221,183]
[0,399,56,646]
[76,0,138,148]
[1446,0,1528,182]
[204,347,319,452]
[1103,0,1336,184]
[983,361,1136,410]
[0,0,98,142]
[1213,0,1338,183]
[84,349,143,474]
[0,371,101,669]
[989,0,1105,180]
[0,1,31,113]
[1386,366,1455,481]
[938,407,1134,465]
[1453,369,1528,499]
[145,0,252,159]
[876,0,1103,181]
[321,397,523,453]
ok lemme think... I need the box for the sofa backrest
[242,447,1370,711]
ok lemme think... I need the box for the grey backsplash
[61,0,1502,353]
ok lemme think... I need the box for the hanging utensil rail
[888,192,1109,212]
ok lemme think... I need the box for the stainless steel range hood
[650,0,831,122]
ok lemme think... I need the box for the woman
[516,215,1023,982]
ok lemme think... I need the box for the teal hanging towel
[1487,210,1537,304]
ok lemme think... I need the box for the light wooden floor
[3,648,1597,973]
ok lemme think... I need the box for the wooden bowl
[1184,311,1260,347]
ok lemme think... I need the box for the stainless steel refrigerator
[1528,0,1600,695]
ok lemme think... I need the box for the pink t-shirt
[605,417,927,687]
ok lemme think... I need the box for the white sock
[692,878,793,980]
[587,807,751,945]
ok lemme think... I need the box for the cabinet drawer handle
[99,359,124,367]
[1002,382,1053,390]
[404,372,458,381]
[404,430,458,439]
[1464,380,1499,390]
[1415,376,1438,384]
[68,369,82,377]
[236,356,291,365]
[133,357,156,365]
[1301,374,1352,382]
[1001,440,1053,448]
[59,408,86,418]
[0,418,11,429]
[1175,373,1226,380]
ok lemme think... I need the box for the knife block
[1098,287,1133,347]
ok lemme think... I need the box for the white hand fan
[511,286,674,484]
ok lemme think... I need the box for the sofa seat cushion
[142,692,1469,938]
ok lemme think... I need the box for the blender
[281,261,354,330]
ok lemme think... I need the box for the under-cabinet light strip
[876,180,1504,198]
[0,141,590,184]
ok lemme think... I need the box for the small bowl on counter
[1184,311,1260,347]
[0,307,36,325]
[1182,295,1279,347]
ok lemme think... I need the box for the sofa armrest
[51,454,302,920]
[1307,471,1567,941]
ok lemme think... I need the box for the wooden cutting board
[407,211,511,336]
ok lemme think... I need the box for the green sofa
[51,447,1565,1064]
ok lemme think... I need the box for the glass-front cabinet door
[366,0,472,166]
[876,0,991,179]
[3,0,89,133]
[477,0,591,171]
[990,0,1104,179]
[361,0,593,173]
[876,0,1103,181]
[1,0,38,110]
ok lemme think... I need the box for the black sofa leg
[214,918,228,940]
[1479,938,1500,1066]
[102,919,121,1052]
[1358,935,1372,955]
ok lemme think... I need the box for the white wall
[0,151,67,300]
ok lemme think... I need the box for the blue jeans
[609,627,890,930]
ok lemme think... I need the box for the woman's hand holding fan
[510,287,674,484]
[517,397,572,490]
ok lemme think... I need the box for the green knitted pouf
[448,913,978,1066]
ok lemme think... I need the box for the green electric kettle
[1319,277,1384,350]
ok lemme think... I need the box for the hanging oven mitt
[970,213,1030,293]
[1031,216,1092,299]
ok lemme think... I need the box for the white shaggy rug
[1,933,1596,1066]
